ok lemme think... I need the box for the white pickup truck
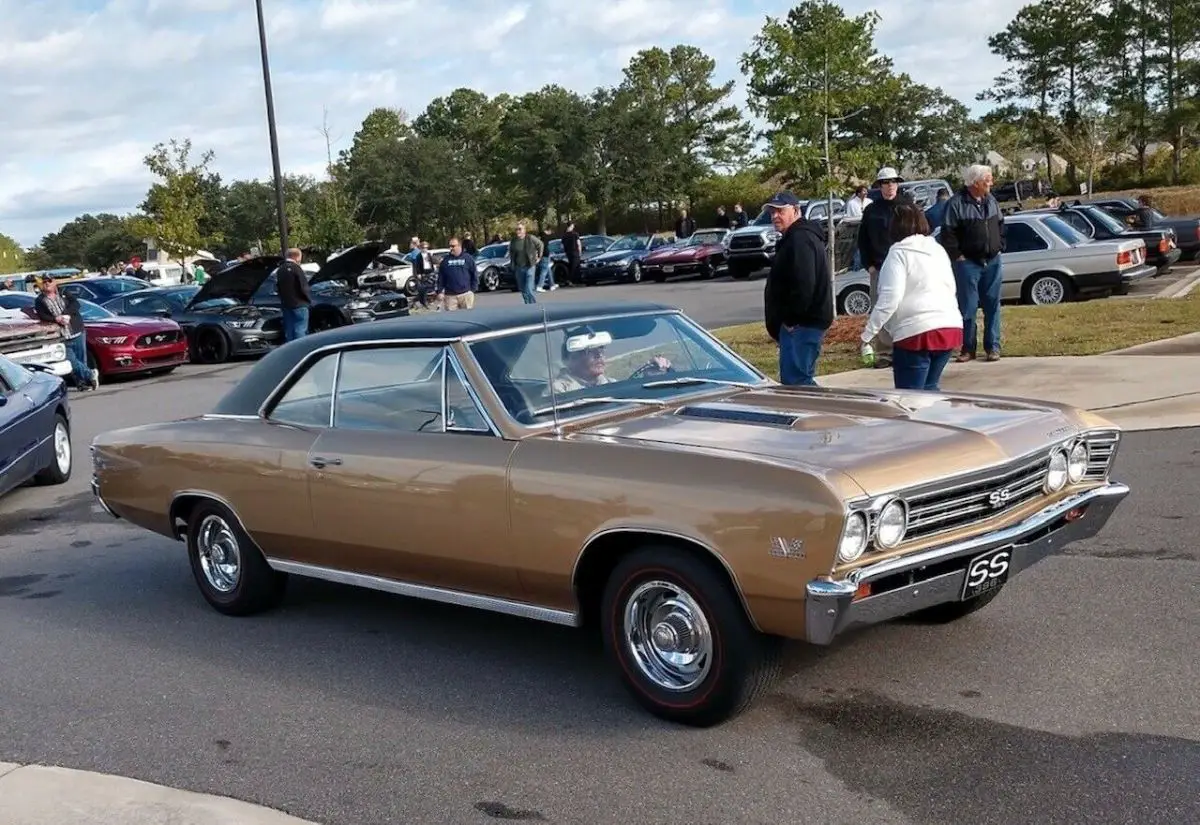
[0,311,71,378]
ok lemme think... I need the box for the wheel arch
[572,528,759,633]
[169,489,261,548]
[1021,269,1076,304]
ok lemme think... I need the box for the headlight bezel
[1044,448,1069,492]
[874,498,909,549]
[836,511,868,564]
[1066,440,1088,483]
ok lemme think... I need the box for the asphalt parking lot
[1,276,1198,825]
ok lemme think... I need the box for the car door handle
[309,455,342,469]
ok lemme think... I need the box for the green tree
[0,232,24,274]
[39,214,141,268]
[132,139,222,264]
[1094,0,1156,180]
[1154,0,1200,182]
[619,45,751,203]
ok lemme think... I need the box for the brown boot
[955,351,976,363]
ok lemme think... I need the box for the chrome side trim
[571,526,760,631]
[459,309,677,343]
[168,489,265,551]
[91,477,120,519]
[445,347,501,436]
[805,481,1130,645]
[327,350,343,429]
[201,413,260,421]
[266,559,580,627]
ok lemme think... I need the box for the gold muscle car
[90,301,1130,726]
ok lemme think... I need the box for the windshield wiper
[529,396,671,416]
[641,376,762,390]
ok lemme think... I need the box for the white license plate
[663,265,674,273]
[961,546,1012,600]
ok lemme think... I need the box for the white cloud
[0,0,1027,247]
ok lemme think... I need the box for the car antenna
[541,304,561,434]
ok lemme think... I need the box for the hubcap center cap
[652,613,694,653]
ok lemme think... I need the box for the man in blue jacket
[435,236,479,311]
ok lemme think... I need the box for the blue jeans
[892,347,953,390]
[954,256,1002,355]
[778,325,825,386]
[283,306,309,342]
[66,333,90,385]
[537,257,554,289]
[515,266,536,303]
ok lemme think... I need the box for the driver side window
[128,295,171,314]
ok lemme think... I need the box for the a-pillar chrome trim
[265,558,581,627]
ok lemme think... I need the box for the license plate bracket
[663,265,674,273]
[961,546,1013,600]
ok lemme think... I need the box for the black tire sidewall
[185,501,280,615]
[601,548,763,725]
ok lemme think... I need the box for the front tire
[600,546,781,727]
[185,501,287,616]
[192,326,230,364]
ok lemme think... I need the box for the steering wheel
[629,360,675,380]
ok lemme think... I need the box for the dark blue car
[0,353,72,497]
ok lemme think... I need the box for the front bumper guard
[805,482,1130,645]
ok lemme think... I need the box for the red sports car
[0,293,189,378]
[641,228,731,282]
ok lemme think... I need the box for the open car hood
[186,256,282,309]
[310,242,388,285]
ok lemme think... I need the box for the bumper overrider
[804,482,1130,645]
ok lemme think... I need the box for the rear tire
[34,413,71,486]
[600,545,781,727]
[1022,273,1073,305]
[185,500,287,616]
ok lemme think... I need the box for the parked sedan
[57,275,153,304]
[1040,204,1181,274]
[91,301,1128,726]
[103,285,282,364]
[641,229,730,282]
[474,242,510,291]
[0,293,189,378]
[1087,196,1200,260]
[577,234,674,284]
[0,352,71,498]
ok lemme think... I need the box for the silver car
[836,212,1156,314]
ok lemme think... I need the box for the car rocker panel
[89,301,1130,727]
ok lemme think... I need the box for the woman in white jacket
[860,203,963,390]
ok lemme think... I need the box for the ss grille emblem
[988,488,1012,508]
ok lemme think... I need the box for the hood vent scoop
[676,403,801,428]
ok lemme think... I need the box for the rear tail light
[1159,238,1169,253]
[1195,226,1200,242]
[1117,250,1133,267]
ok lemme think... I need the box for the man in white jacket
[860,203,963,391]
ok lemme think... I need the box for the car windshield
[467,311,766,425]
[1042,216,1088,245]
[94,277,151,295]
[478,244,508,260]
[1082,207,1128,234]
[548,240,563,255]
[166,286,237,309]
[77,299,114,320]
[682,231,726,247]
[751,209,773,226]
[608,235,649,252]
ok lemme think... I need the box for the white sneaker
[89,369,99,390]
[536,287,547,292]
[549,284,559,290]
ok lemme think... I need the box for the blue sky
[0,0,1027,247]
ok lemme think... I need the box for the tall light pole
[255,0,288,258]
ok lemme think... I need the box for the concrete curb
[1155,266,1200,299]
[0,763,321,825]
[1106,331,1200,355]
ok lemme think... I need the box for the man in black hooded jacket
[763,191,833,386]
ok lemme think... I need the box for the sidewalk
[0,763,320,825]
[820,351,1200,432]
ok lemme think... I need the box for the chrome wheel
[623,580,713,691]
[53,420,71,475]
[196,514,241,593]
[1030,275,1066,305]
[842,287,872,316]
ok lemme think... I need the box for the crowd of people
[764,163,1006,390]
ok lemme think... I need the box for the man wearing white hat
[856,166,913,368]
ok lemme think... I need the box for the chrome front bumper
[91,477,120,519]
[804,482,1130,645]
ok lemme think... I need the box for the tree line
[5,0,1196,274]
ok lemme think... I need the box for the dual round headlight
[838,498,908,563]
[1046,441,1089,492]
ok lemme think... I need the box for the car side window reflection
[333,346,447,433]
[0,356,32,391]
[269,354,337,427]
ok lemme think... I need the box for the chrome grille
[904,453,1051,541]
[1082,430,1120,480]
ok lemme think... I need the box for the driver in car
[551,330,671,393]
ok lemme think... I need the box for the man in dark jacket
[509,223,540,304]
[276,247,312,342]
[435,237,479,311]
[34,277,97,389]
[856,166,913,368]
[763,191,833,386]
[939,164,1005,362]
[674,209,696,239]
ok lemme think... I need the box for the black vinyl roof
[211,300,677,416]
